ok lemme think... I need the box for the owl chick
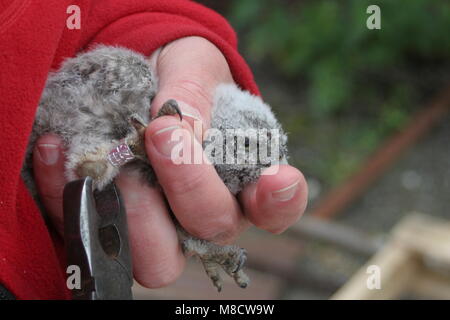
[22,46,288,292]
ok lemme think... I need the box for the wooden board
[332,213,450,300]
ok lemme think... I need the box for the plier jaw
[63,177,133,300]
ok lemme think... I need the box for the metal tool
[63,177,133,300]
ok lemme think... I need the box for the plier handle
[63,177,133,300]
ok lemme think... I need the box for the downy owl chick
[22,46,288,291]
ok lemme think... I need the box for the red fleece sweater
[0,0,258,299]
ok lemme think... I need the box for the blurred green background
[199,0,450,199]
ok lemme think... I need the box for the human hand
[33,36,308,288]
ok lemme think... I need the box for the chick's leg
[182,237,250,291]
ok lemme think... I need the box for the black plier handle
[63,177,133,300]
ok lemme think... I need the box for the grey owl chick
[22,46,288,292]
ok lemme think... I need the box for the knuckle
[188,211,238,242]
[37,182,64,201]
[164,166,208,196]
[36,133,63,145]
[178,78,211,101]
[169,78,212,109]
[215,214,239,238]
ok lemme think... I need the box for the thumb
[150,76,212,140]
[150,37,234,132]
[32,134,67,233]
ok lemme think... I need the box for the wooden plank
[288,216,381,256]
[331,241,420,300]
[409,268,450,299]
[332,213,450,300]
[392,213,450,266]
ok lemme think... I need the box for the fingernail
[261,165,281,176]
[177,101,203,123]
[37,144,59,165]
[177,101,204,142]
[151,125,183,157]
[272,180,299,202]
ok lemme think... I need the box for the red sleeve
[78,0,260,95]
[0,0,258,300]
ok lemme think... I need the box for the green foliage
[229,0,450,118]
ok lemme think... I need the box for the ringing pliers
[63,177,133,300]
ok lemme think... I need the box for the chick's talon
[233,269,250,289]
[234,248,247,273]
[156,99,183,121]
